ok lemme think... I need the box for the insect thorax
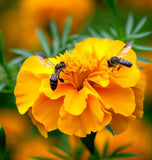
[108,56,119,67]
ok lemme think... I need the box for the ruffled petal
[32,93,63,132]
[28,108,48,138]
[110,112,135,134]
[88,71,109,87]
[58,95,111,137]
[95,81,136,116]
[14,70,41,114]
[64,89,87,116]
[132,87,144,118]
[111,67,141,88]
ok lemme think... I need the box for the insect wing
[36,53,54,68]
[116,40,133,58]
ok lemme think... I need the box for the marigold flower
[14,38,143,137]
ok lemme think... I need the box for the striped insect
[36,53,67,90]
[107,40,133,72]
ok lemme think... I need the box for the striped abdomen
[50,74,58,90]
[118,59,133,67]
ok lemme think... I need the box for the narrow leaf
[110,143,132,157]
[88,28,103,38]
[60,134,70,149]
[102,140,109,158]
[55,143,71,156]
[110,153,141,158]
[129,31,152,39]
[7,57,24,67]
[137,55,152,63]
[0,30,5,66]
[62,15,72,45]
[10,49,33,58]
[105,125,114,136]
[0,125,6,160]
[133,16,147,34]
[50,20,60,55]
[109,24,117,36]
[133,44,152,51]
[125,13,134,36]
[36,28,51,56]
[81,132,96,154]
[100,29,114,39]
[49,150,69,160]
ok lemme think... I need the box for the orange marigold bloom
[14,38,143,137]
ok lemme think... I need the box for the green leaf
[50,20,60,55]
[88,28,103,38]
[81,132,96,154]
[49,150,69,160]
[102,140,108,158]
[10,49,33,58]
[62,15,72,46]
[110,153,141,158]
[55,143,71,156]
[0,30,5,66]
[129,31,152,39]
[133,16,147,34]
[7,57,24,67]
[105,125,114,136]
[137,55,152,63]
[133,44,152,51]
[109,24,117,36]
[0,125,6,160]
[36,28,52,56]
[60,134,70,149]
[104,0,117,15]
[109,143,132,157]
[99,29,114,39]
[125,13,134,36]
[67,34,81,42]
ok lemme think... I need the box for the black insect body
[107,40,133,72]
[36,53,67,91]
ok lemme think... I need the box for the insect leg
[61,70,69,75]
[58,74,64,82]
[111,66,116,72]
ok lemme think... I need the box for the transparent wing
[36,53,55,68]
[116,40,133,58]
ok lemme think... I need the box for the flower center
[59,50,98,90]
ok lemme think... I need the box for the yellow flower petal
[95,81,136,116]
[88,71,109,87]
[132,87,144,118]
[110,112,135,134]
[32,93,64,132]
[14,70,41,114]
[28,108,48,138]
[64,89,87,116]
[59,95,111,137]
